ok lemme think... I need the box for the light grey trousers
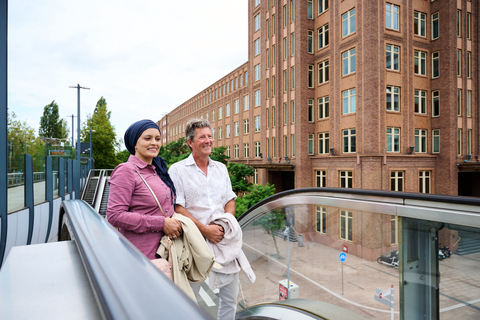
[191,273,239,320]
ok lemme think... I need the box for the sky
[7,0,248,145]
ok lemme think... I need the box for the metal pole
[0,0,7,267]
[342,261,344,295]
[89,129,92,159]
[391,285,394,320]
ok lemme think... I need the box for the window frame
[318,23,329,50]
[386,44,400,71]
[342,88,356,114]
[318,132,329,155]
[386,127,400,153]
[415,89,427,114]
[318,95,329,119]
[342,8,355,37]
[386,86,400,112]
[342,48,356,76]
[342,128,356,153]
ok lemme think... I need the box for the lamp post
[69,84,89,199]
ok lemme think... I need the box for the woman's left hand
[164,217,182,239]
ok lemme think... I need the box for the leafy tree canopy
[39,100,68,139]
[227,162,255,194]
[81,96,121,169]
[158,137,190,168]
[235,183,275,218]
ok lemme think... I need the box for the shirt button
[166,196,169,199]
[166,209,168,212]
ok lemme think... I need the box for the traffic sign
[339,252,347,262]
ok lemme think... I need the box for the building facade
[159,0,479,197]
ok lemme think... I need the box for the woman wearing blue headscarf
[106,119,182,260]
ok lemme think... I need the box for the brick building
[159,0,479,197]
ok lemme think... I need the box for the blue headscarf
[124,119,176,205]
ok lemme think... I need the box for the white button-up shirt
[168,154,237,225]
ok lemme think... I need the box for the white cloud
[8,0,247,145]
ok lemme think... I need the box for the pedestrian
[106,119,182,260]
[169,118,243,320]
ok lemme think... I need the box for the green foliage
[8,111,39,172]
[39,101,68,139]
[257,209,285,258]
[227,162,255,194]
[116,149,130,163]
[235,183,275,218]
[209,146,229,165]
[158,137,190,167]
[81,97,121,169]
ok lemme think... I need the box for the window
[343,128,356,153]
[254,38,260,56]
[272,14,275,35]
[342,8,355,37]
[211,109,215,121]
[308,0,313,19]
[291,66,295,89]
[234,99,239,114]
[283,37,287,59]
[318,132,329,154]
[226,103,230,117]
[255,0,260,7]
[218,127,222,140]
[308,64,314,88]
[414,11,426,37]
[318,24,329,49]
[272,75,276,96]
[386,86,400,112]
[415,129,427,153]
[391,216,398,244]
[315,170,326,187]
[226,145,230,157]
[283,135,288,157]
[226,124,231,138]
[307,30,314,54]
[308,134,314,154]
[386,3,399,31]
[432,52,439,78]
[390,171,404,191]
[255,141,261,158]
[254,14,260,32]
[291,134,295,157]
[414,50,426,76]
[419,170,431,194]
[318,96,329,119]
[342,48,356,76]
[308,99,314,122]
[457,89,462,116]
[272,136,276,157]
[272,106,276,127]
[233,121,240,137]
[387,127,400,152]
[432,90,440,117]
[218,106,223,119]
[433,129,440,153]
[254,116,260,132]
[318,60,329,84]
[283,103,288,125]
[467,90,471,117]
[432,12,439,40]
[290,0,294,22]
[457,10,461,37]
[291,32,295,56]
[467,129,472,155]
[283,69,287,92]
[415,89,427,114]
[240,73,243,87]
[243,119,249,134]
[457,50,462,77]
[291,100,295,123]
[234,144,239,158]
[244,95,249,111]
[386,44,399,71]
[467,52,471,78]
[340,210,353,241]
[467,12,471,39]
[255,90,261,106]
[254,64,261,81]
[318,0,328,15]
[342,89,356,114]
[244,143,250,158]
[266,108,270,128]
[316,206,326,234]
[340,171,353,188]
[457,129,462,156]
[266,78,269,99]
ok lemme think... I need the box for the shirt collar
[129,154,154,170]
[185,153,215,168]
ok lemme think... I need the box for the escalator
[80,169,112,217]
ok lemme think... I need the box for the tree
[257,209,285,259]
[39,101,68,139]
[81,97,121,169]
[227,162,255,194]
[8,111,38,172]
[158,137,190,167]
[235,183,275,218]
[209,146,229,165]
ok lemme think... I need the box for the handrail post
[24,154,34,245]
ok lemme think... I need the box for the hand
[203,223,224,244]
[163,217,182,240]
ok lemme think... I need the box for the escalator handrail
[61,199,211,320]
